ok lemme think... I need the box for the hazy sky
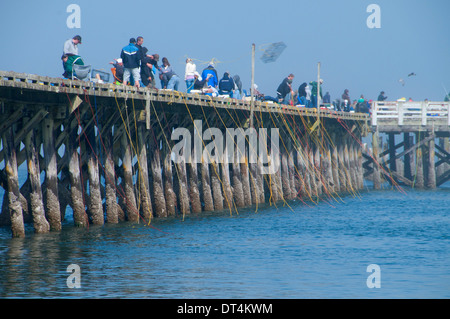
[0,0,449,102]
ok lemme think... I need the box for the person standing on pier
[342,89,351,112]
[136,36,146,62]
[120,38,141,87]
[377,91,388,101]
[309,79,323,108]
[185,58,197,93]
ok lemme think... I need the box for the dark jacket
[194,78,207,90]
[120,43,141,69]
[277,77,291,99]
[298,83,307,97]
[140,56,154,86]
[219,73,235,93]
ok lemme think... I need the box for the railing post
[372,102,377,126]
[421,101,427,126]
[447,102,450,126]
[398,101,404,126]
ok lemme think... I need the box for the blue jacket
[120,43,141,69]
[201,66,218,88]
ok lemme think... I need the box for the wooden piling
[2,128,25,237]
[323,142,334,195]
[403,133,413,181]
[42,118,62,231]
[188,151,202,214]
[163,146,176,216]
[86,124,104,225]
[221,146,234,211]
[211,161,224,211]
[414,133,425,188]
[248,162,260,205]
[175,149,191,216]
[120,130,139,222]
[288,149,297,200]
[281,150,292,200]
[151,147,167,218]
[348,139,358,190]
[372,131,381,190]
[68,128,88,226]
[137,124,153,221]
[240,146,252,206]
[231,146,245,208]
[344,141,354,192]
[24,128,50,233]
[297,147,311,199]
[201,158,215,212]
[331,136,341,193]
[427,135,436,189]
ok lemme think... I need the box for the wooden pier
[1,70,371,237]
[366,100,450,189]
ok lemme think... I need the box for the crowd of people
[61,35,399,114]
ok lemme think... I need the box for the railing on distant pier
[372,101,450,130]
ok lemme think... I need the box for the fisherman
[342,89,351,112]
[193,72,209,90]
[218,72,235,96]
[61,54,84,79]
[377,91,388,101]
[297,82,307,106]
[63,35,82,56]
[309,79,323,108]
[120,38,141,87]
[276,74,294,105]
[109,58,124,84]
[201,62,219,88]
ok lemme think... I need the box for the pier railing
[371,101,450,131]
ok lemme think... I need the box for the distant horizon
[1,0,449,102]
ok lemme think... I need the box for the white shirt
[185,62,196,80]
[64,39,78,55]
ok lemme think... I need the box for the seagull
[399,78,405,86]
[408,72,416,77]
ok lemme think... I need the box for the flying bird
[408,72,416,77]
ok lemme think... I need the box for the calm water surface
[1,184,449,298]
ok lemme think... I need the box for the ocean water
[0,183,449,299]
